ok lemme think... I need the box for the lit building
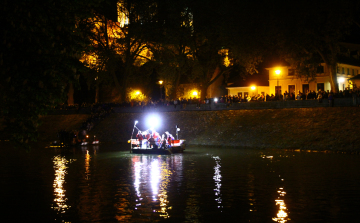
[267,63,360,95]
[227,43,360,96]
[226,73,270,98]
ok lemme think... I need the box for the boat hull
[130,139,185,155]
[131,146,184,155]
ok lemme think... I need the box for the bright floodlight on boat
[147,114,161,128]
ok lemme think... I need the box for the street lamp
[338,77,345,91]
[275,69,281,96]
[159,80,163,100]
[251,85,256,97]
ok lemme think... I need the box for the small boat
[49,134,99,148]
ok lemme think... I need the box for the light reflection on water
[51,155,76,216]
[3,145,360,222]
[262,154,291,222]
[212,156,222,210]
[130,155,181,220]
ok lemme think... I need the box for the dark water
[1,144,360,223]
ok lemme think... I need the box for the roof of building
[349,74,360,80]
[226,71,269,87]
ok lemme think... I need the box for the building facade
[267,63,360,96]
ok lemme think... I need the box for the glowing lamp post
[159,80,163,100]
[275,69,281,96]
[338,77,345,91]
[147,114,161,129]
[250,85,256,97]
[130,120,139,151]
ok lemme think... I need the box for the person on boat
[160,134,167,149]
[167,135,173,148]
[143,131,151,148]
[153,130,162,147]
[149,135,158,149]
[136,131,143,148]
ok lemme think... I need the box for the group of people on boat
[136,129,175,149]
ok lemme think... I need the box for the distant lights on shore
[338,77,345,83]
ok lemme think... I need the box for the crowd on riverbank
[54,87,360,113]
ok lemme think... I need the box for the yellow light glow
[338,77,345,83]
[52,155,74,214]
[272,187,290,223]
[136,91,140,95]
[213,156,222,210]
[275,70,281,75]
[131,156,173,219]
[192,91,198,96]
[159,80,163,85]
[251,86,256,90]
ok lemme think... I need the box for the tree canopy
[0,0,102,146]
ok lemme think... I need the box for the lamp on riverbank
[131,120,139,150]
[275,69,281,96]
[338,77,345,91]
[147,114,161,129]
[159,80,163,100]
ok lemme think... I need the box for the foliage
[0,0,101,146]
[269,0,359,91]
[126,88,147,103]
[82,0,159,103]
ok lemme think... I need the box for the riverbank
[37,107,360,151]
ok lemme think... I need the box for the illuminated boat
[129,118,185,155]
[129,139,186,154]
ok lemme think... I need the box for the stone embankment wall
[39,107,360,151]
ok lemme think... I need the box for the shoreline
[34,107,360,152]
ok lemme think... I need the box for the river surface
[1,143,360,223]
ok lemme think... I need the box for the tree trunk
[95,84,99,103]
[170,70,181,100]
[111,69,124,102]
[201,66,223,100]
[326,63,338,93]
[200,84,208,100]
[67,82,74,105]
